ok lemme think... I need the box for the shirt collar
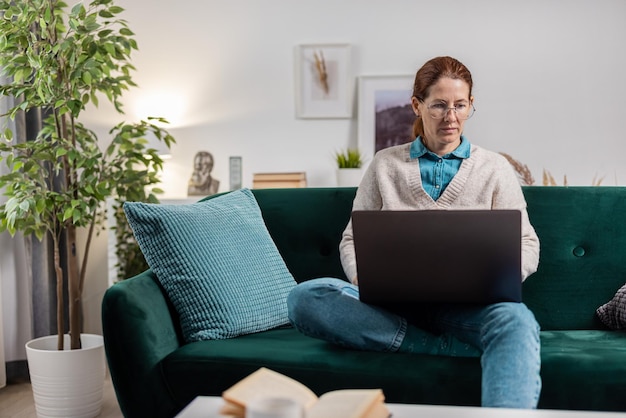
[410,135,471,160]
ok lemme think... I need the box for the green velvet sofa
[102,186,626,418]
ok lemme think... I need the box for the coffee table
[176,396,626,418]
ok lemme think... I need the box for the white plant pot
[336,168,363,187]
[25,334,106,418]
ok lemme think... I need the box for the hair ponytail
[412,116,424,139]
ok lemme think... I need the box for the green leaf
[97,183,110,196]
[82,71,92,85]
[98,10,113,18]
[108,6,124,14]
[6,212,17,234]
[103,43,115,55]
[71,3,84,16]
[36,199,46,213]
[68,99,83,115]
[90,91,99,107]
[98,29,113,38]
[72,208,81,223]
[69,17,79,30]
[83,14,100,32]
[13,68,24,84]
[63,207,74,221]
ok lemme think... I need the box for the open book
[221,367,389,418]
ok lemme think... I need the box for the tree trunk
[66,224,82,349]
[52,235,64,351]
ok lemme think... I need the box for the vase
[25,333,106,418]
[336,168,363,187]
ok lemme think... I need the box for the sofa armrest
[102,270,182,418]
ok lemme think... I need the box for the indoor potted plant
[0,0,173,416]
[335,148,364,187]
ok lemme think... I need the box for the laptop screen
[352,210,522,305]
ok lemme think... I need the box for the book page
[222,368,318,411]
[307,389,387,418]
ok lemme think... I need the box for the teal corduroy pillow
[123,188,297,342]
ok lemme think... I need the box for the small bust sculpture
[188,151,220,196]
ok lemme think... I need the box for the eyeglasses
[425,102,476,120]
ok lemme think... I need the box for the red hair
[411,56,473,139]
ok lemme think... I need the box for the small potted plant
[335,148,364,187]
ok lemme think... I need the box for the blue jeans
[287,277,541,409]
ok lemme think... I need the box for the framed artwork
[357,75,415,161]
[294,43,352,119]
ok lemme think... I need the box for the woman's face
[411,77,473,156]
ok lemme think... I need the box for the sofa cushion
[538,330,626,410]
[160,328,626,412]
[160,327,483,409]
[124,188,297,342]
[596,283,626,330]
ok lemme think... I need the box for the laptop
[351,210,522,306]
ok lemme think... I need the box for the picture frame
[294,43,352,119]
[357,75,415,162]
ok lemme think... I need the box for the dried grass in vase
[499,152,535,185]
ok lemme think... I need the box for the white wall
[79,0,626,332]
[81,0,626,194]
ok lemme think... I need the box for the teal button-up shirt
[409,136,471,201]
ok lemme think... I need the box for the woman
[287,56,541,409]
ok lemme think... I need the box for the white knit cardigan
[339,142,540,283]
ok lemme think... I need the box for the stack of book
[252,172,307,189]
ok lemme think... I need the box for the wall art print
[357,75,415,161]
[294,43,352,119]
